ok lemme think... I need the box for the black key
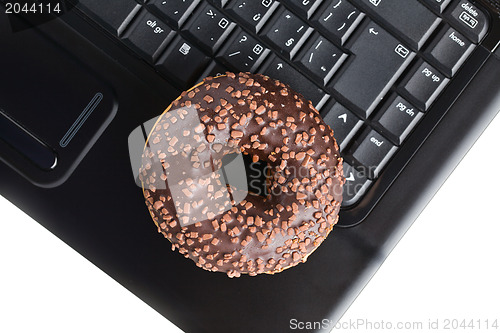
[226,0,279,33]
[122,10,174,63]
[351,0,440,50]
[350,129,397,179]
[199,61,230,80]
[262,9,313,59]
[312,0,364,45]
[341,162,372,207]
[261,56,329,110]
[331,21,414,118]
[421,0,452,13]
[217,30,270,72]
[400,61,449,111]
[321,102,362,151]
[373,95,423,145]
[156,37,210,88]
[183,4,236,54]
[295,35,348,85]
[148,0,200,29]
[209,0,229,8]
[75,0,141,36]
[424,26,475,77]
[445,0,489,43]
[283,0,323,19]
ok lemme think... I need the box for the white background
[1,113,499,333]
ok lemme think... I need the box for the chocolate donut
[140,72,343,277]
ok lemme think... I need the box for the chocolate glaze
[140,72,344,277]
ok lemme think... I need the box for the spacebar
[331,21,414,117]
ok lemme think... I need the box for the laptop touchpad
[0,12,117,187]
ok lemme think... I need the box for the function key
[349,129,398,179]
[295,34,348,85]
[341,162,372,208]
[261,9,313,59]
[75,0,141,36]
[148,0,200,29]
[421,0,452,13]
[183,4,236,54]
[399,61,449,111]
[321,102,363,151]
[122,10,174,63]
[217,30,270,72]
[156,37,210,88]
[283,0,324,19]
[226,0,279,33]
[445,0,489,43]
[424,26,475,77]
[350,0,440,50]
[373,95,423,145]
[312,0,364,45]
[261,56,330,110]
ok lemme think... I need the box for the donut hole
[220,153,271,197]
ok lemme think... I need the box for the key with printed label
[262,9,313,59]
[295,35,348,85]
[341,162,373,208]
[283,0,324,19]
[122,10,174,63]
[321,102,363,151]
[218,30,270,72]
[148,0,200,29]
[373,95,423,145]
[226,0,279,33]
[312,0,364,45]
[445,0,488,43]
[261,56,330,110]
[350,129,398,179]
[400,61,449,111]
[156,37,210,88]
[351,0,440,50]
[424,26,475,77]
[330,21,414,118]
[183,4,236,54]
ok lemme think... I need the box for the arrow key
[341,162,373,208]
[321,102,363,151]
[261,56,330,110]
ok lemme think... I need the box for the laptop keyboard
[70,0,489,208]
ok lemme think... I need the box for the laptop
[1,0,499,332]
